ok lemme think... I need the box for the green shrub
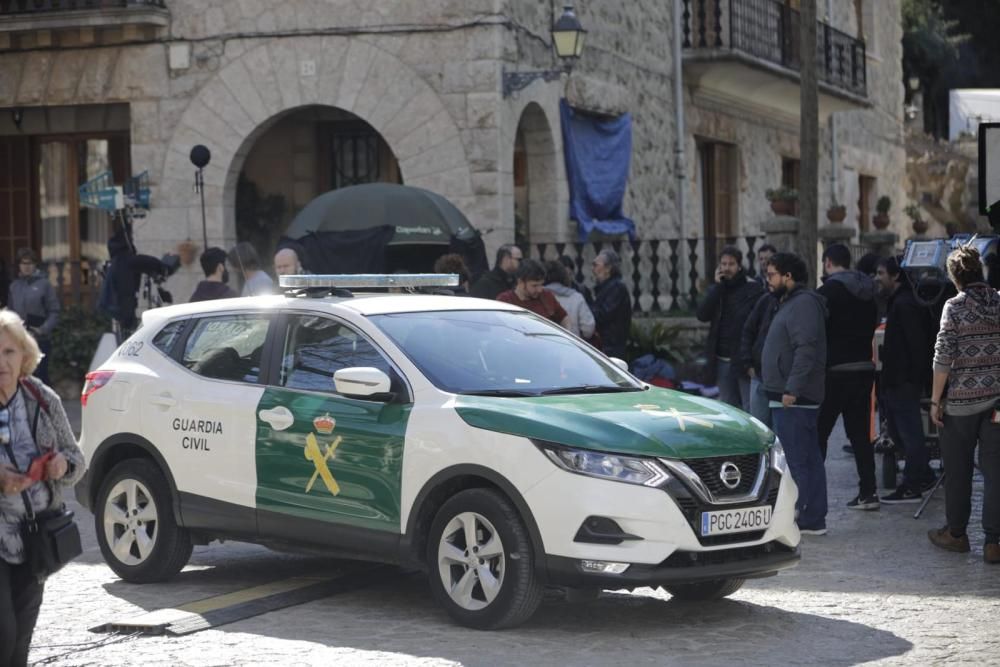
[626,319,687,365]
[50,306,111,386]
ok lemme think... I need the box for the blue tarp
[560,99,636,242]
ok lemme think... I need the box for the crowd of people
[700,242,999,559]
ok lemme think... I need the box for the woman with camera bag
[0,310,85,667]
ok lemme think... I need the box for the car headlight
[535,441,670,487]
[770,438,787,474]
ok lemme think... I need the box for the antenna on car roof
[278,273,460,297]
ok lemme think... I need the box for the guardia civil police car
[76,274,800,629]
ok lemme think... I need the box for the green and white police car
[76,274,800,629]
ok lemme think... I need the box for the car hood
[454,388,772,459]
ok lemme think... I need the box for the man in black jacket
[592,249,631,359]
[876,256,936,504]
[816,244,880,510]
[740,289,780,426]
[470,244,522,300]
[698,246,764,409]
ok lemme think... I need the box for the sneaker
[985,543,1000,564]
[846,493,880,511]
[880,486,923,504]
[919,476,939,494]
[798,525,827,536]
[928,526,970,553]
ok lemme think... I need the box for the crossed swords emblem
[304,433,342,496]
[633,404,714,431]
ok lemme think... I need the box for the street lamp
[190,144,211,251]
[502,5,587,98]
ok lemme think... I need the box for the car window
[182,315,270,383]
[279,314,393,393]
[152,320,186,356]
[371,310,641,395]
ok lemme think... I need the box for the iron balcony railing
[522,236,769,315]
[0,0,164,13]
[683,0,867,98]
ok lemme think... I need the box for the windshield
[371,310,643,396]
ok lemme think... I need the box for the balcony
[0,0,168,48]
[682,0,869,119]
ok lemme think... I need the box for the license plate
[700,506,772,536]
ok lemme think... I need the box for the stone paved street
[28,417,1000,666]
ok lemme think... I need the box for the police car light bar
[279,273,460,290]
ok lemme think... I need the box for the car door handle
[149,393,177,408]
[259,406,294,431]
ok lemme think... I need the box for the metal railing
[683,0,867,98]
[40,259,104,310]
[524,236,766,315]
[0,0,164,13]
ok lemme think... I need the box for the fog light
[579,560,630,574]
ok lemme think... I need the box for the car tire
[427,488,543,629]
[95,458,193,583]
[664,578,745,601]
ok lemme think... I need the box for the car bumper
[544,541,800,588]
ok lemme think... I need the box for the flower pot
[872,213,890,230]
[912,218,929,235]
[826,205,847,224]
[770,200,795,216]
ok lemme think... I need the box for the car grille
[669,479,781,547]
[660,541,796,568]
[682,453,761,497]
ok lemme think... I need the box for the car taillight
[82,370,114,407]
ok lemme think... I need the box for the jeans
[749,376,771,427]
[818,371,877,497]
[717,359,750,411]
[939,406,1000,542]
[771,405,828,529]
[0,559,44,667]
[881,384,934,491]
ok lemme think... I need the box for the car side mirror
[609,357,629,372]
[333,367,393,400]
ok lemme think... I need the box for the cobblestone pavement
[27,419,1000,666]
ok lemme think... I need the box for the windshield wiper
[461,389,536,397]
[539,385,641,396]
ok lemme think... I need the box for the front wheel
[427,488,542,629]
[664,578,745,601]
[95,458,192,583]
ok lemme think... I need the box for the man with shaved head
[274,246,305,276]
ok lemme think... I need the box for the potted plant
[873,196,891,229]
[904,203,928,235]
[826,203,847,224]
[766,186,798,216]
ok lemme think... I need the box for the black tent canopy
[281,183,488,278]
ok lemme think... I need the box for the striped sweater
[933,284,1000,416]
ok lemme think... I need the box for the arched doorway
[235,105,401,266]
[512,103,559,245]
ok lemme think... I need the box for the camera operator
[98,220,178,339]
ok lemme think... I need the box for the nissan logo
[719,462,741,490]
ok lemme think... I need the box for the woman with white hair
[591,249,632,359]
[0,310,85,666]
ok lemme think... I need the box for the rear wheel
[427,488,542,629]
[95,458,192,583]
[664,578,745,601]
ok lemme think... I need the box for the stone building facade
[0,0,904,303]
